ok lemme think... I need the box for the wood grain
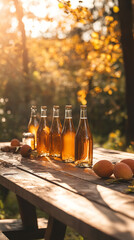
[0,232,8,240]
[0,148,133,219]
[0,166,133,240]
[0,143,134,240]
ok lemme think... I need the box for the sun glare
[70,0,94,9]
[0,2,3,10]
[20,0,65,37]
[22,0,60,18]
[19,0,95,38]
[0,0,111,38]
[0,0,97,38]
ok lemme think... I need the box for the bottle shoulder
[28,116,39,127]
[38,118,49,132]
[76,119,92,138]
[62,118,75,134]
[50,117,62,133]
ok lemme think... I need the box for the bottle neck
[53,107,59,118]
[31,107,37,117]
[62,106,75,133]
[80,107,87,119]
[41,107,47,117]
[51,107,62,133]
[76,106,89,135]
[65,108,72,119]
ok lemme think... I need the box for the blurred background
[0,0,129,151]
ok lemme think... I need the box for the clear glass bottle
[28,106,39,149]
[37,106,50,156]
[49,105,62,158]
[61,105,75,162]
[75,105,93,167]
[22,132,35,150]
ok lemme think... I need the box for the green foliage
[4,191,19,219]
[65,227,85,240]
[126,142,134,153]
[103,129,125,150]
[0,200,5,219]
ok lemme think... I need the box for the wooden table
[0,143,134,240]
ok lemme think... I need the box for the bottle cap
[80,105,87,108]
[22,132,35,138]
[53,105,59,109]
[41,106,47,110]
[31,105,37,109]
[65,105,72,109]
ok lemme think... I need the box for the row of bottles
[28,105,93,167]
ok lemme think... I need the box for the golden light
[0,2,3,10]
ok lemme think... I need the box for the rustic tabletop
[0,143,134,240]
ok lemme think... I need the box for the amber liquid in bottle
[28,106,39,149]
[61,105,75,162]
[75,105,93,167]
[37,106,50,157]
[49,106,62,158]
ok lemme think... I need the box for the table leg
[44,216,66,240]
[16,195,38,231]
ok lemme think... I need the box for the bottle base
[62,158,74,163]
[75,160,92,168]
[51,154,61,158]
[38,152,49,157]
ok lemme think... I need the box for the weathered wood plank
[1,145,134,168]
[0,144,134,239]
[1,156,134,221]
[0,166,133,240]
[0,147,133,189]
[16,160,134,219]
[0,149,134,219]
[19,156,133,190]
[0,232,8,240]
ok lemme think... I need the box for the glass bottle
[61,105,75,162]
[49,105,62,158]
[75,105,93,167]
[28,106,39,149]
[37,106,50,157]
[22,132,35,150]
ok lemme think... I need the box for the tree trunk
[13,0,30,106]
[118,0,134,145]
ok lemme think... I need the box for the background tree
[13,0,30,106]
[118,0,134,145]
